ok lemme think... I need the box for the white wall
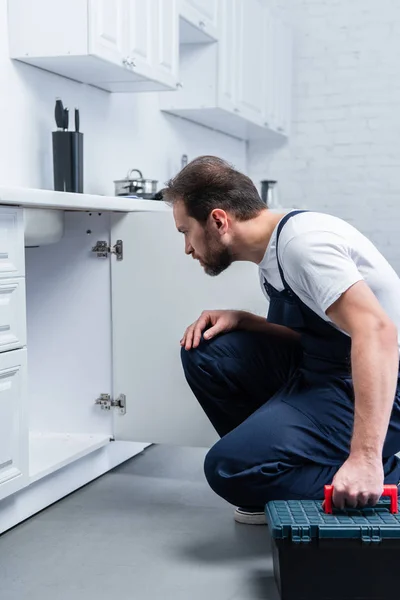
[0,0,246,195]
[249,0,400,270]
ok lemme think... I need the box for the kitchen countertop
[0,186,170,212]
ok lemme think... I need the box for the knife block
[52,131,84,193]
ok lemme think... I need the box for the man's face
[173,200,233,276]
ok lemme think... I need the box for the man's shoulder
[279,211,355,247]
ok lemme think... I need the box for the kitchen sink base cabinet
[0,201,266,534]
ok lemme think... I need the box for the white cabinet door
[127,0,152,73]
[151,0,179,86]
[235,0,265,124]
[0,207,24,279]
[185,0,218,25]
[217,0,237,113]
[0,349,28,501]
[262,7,275,130]
[181,0,218,36]
[89,0,127,66]
[273,19,292,135]
[126,0,178,88]
[110,211,266,448]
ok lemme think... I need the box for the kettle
[260,180,280,209]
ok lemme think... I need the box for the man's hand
[331,455,384,509]
[181,310,242,350]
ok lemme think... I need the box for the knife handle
[75,108,80,132]
[55,98,64,129]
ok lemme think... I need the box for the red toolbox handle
[324,485,398,514]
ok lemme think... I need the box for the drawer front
[0,278,27,353]
[0,348,28,500]
[0,207,25,279]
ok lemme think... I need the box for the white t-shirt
[258,211,400,345]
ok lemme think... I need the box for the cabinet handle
[128,58,136,68]
[234,107,240,113]
[264,122,269,127]
[199,20,206,28]
[122,57,129,67]
[176,81,183,89]
[277,126,285,133]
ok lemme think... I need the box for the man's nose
[185,240,193,255]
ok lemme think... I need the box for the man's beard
[202,233,234,276]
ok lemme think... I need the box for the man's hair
[163,155,265,223]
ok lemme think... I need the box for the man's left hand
[331,455,384,509]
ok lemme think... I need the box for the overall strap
[275,210,308,294]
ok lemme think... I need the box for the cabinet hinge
[95,393,126,415]
[92,240,123,260]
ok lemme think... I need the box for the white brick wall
[248,0,400,270]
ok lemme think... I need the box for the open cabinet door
[110,209,266,447]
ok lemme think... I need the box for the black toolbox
[265,485,400,600]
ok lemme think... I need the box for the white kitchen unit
[160,0,292,140]
[0,187,267,534]
[8,0,179,93]
[179,0,219,44]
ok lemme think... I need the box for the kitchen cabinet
[271,19,293,135]
[8,0,179,93]
[0,206,28,502]
[160,0,292,140]
[184,0,218,28]
[217,0,237,114]
[218,0,267,123]
[151,0,179,87]
[89,0,126,67]
[179,0,219,43]
[0,188,266,533]
[235,0,265,124]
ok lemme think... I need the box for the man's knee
[203,419,292,506]
[204,441,230,499]
[203,436,269,506]
[180,332,236,379]
[180,339,206,381]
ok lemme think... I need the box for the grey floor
[0,445,279,600]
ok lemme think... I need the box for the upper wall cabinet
[179,0,219,43]
[160,0,292,140]
[234,0,265,124]
[8,0,179,93]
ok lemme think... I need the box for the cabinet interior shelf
[29,432,111,483]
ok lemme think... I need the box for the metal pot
[114,169,159,198]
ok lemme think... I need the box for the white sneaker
[234,507,267,525]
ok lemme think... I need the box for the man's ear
[210,209,229,233]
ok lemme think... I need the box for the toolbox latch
[361,526,382,544]
[291,525,311,544]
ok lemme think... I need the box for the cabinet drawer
[0,279,27,353]
[0,208,25,279]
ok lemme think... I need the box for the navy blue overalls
[181,210,400,507]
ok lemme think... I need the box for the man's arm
[182,309,300,350]
[326,280,399,508]
[237,311,300,341]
